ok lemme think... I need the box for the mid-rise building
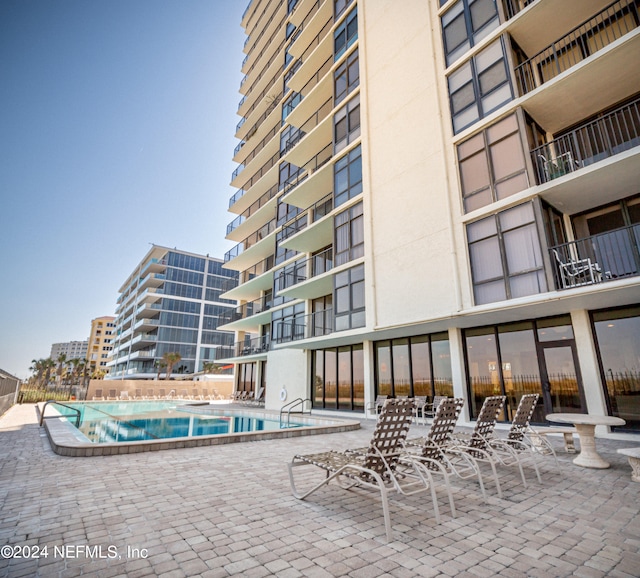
[107,245,238,380]
[50,340,88,362]
[86,316,116,376]
[220,0,640,435]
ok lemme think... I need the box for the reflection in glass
[465,327,499,416]
[432,335,453,397]
[392,339,411,397]
[376,341,392,396]
[542,347,581,412]
[594,307,640,431]
[498,323,543,421]
[338,347,352,410]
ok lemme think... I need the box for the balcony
[277,247,334,301]
[134,317,160,332]
[274,307,333,345]
[226,183,279,242]
[136,303,162,318]
[233,335,271,358]
[140,258,167,276]
[129,349,156,361]
[514,0,639,96]
[218,294,273,332]
[531,94,640,184]
[502,0,536,20]
[224,218,277,267]
[550,224,640,290]
[281,193,332,242]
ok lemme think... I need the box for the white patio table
[545,413,625,468]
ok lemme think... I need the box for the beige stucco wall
[265,348,308,410]
[87,378,234,400]
[360,0,462,330]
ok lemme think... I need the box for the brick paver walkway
[0,403,638,577]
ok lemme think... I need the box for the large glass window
[335,0,355,19]
[238,362,256,393]
[334,6,358,60]
[334,145,362,208]
[313,344,364,411]
[464,316,580,422]
[334,201,364,266]
[448,38,512,134]
[441,0,500,66]
[374,333,453,399]
[593,306,640,432]
[335,48,359,105]
[458,113,529,212]
[334,94,360,153]
[334,264,365,331]
[467,202,546,305]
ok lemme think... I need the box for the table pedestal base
[572,424,610,468]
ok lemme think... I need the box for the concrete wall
[86,378,234,400]
[362,0,461,330]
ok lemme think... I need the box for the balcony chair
[552,249,602,288]
[288,398,439,542]
[422,395,449,424]
[366,395,388,419]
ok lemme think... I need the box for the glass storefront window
[374,333,452,399]
[312,345,364,411]
[593,306,640,431]
[465,327,499,416]
[432,335,454,396]
[497,322,542,421]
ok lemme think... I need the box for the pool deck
[1,403,639,577]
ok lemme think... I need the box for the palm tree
[56,353,67,387]
[43,358,55,387]
[155,359,166,381]
[30,358,45,387]
[202,362,223,374]
[162,352,182,380]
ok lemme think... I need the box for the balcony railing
[282,97,333,155]
[220,293,273,325]
[514,0,639,95]
[283,143,333,195]
[281,193,333,241]
[234,335,270,357]
[502,0,537,20]
[531,95,640,184]
[274,308,333,344]
[241,255,275,284]
[550,224,640,290]
[224,218,277,263]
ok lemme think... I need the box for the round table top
[546,413,626,426]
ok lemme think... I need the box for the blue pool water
[58,401,301,443]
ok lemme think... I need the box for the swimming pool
[56,401,303,443]
[41,400,361,457]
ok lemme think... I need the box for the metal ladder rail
[39,400,81,428]
[279,398,312,427]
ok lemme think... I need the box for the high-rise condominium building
[107,245,238,380]
[220,0,640,434]
[86,316,116,376]
[50,341,89,362]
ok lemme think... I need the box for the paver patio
[0,403,638,577]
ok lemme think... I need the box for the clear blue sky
[0,0,246,378]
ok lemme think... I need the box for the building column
[448,327,469,421]
[571,309,608,416]
[363,340,375,416]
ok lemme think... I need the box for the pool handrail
[40,400,81,428]
[280,398,312,427]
